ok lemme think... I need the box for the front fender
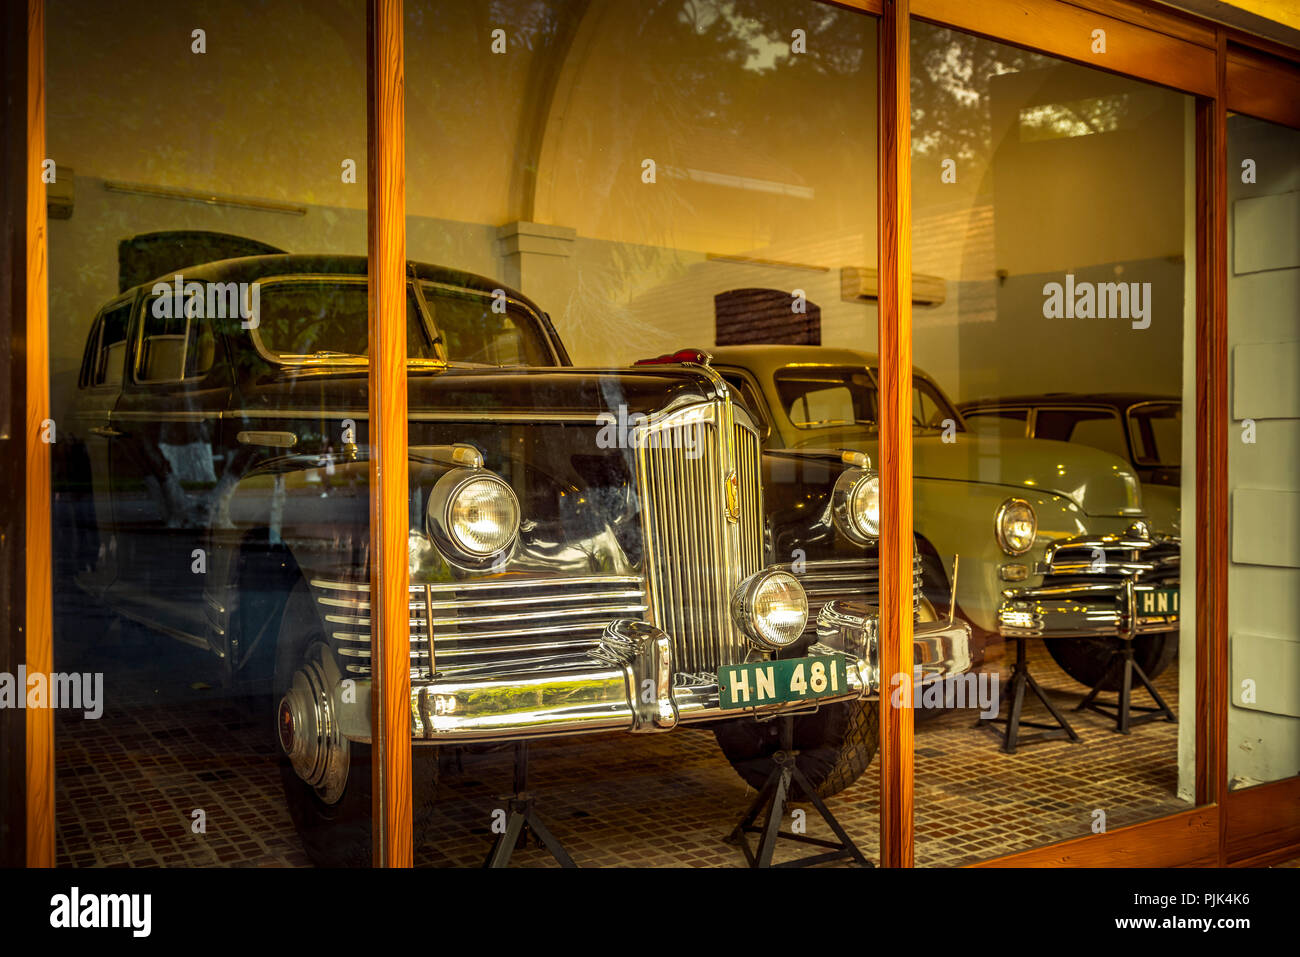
[914,478,1092,634]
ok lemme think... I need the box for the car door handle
[89,425,124,438]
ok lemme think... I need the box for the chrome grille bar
[310,575,646,677]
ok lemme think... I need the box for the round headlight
[852,474,881,539]
[732,570,809,650]
[428,469,520,563]
[832,469,881,544]
[995,498,1037,556]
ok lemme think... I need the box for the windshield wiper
[282,350,367,361]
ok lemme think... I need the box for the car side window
[420,281,553,366]
[719,371,770,437]
[138,296,217,383]
[965,408,1029,437]
[1035,408,1128,461]
[913,381,954,429]
[89,302,133,388]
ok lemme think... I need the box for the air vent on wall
[840,266,947,306]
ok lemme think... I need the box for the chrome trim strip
[229,409,615,423]
[237,430,298,448]
[110,410,214,422]
[310,575,642,593]
[1036,560,1155,576]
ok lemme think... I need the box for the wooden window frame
[366,0,413,869]
[897,0,1300,868]
[14,0,1300,869]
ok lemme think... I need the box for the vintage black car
[57,252,970,865]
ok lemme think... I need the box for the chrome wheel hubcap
[278,643,349,804]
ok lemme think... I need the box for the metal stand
[725,716,871,868]
[976,635,1081,754]
[483,741,577,868]
[1076,639,1176,733]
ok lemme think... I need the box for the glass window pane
[49,0,371,868]
[405,0,881,866]
[965,409,1028,437]
[910,18,1196,865]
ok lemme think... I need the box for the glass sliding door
[47,0,372,867]
[908,17,1198,864]
[402,0,883,866]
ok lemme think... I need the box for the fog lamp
[732,570,809,650]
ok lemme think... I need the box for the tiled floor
[54,602,1194,868]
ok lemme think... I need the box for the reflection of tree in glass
[1019,93,1131,141]
[910,26,1046,162]
[552,0,876,357]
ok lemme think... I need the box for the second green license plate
[1136,587,1179,617]
[717,654,848,710]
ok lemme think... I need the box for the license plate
[1136,587,1179,617]
[717,654,847,711]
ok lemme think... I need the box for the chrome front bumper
[998,576,1180,639]
[329,601,973,744]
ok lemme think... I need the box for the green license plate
[1136,587,1179,617]
[717,655,848,711]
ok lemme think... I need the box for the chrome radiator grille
[1038,532,1159,585]
[634,402,763,675]
[733,424,764,576]
[311,575,647,678]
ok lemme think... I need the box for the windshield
[1128,402,1181,468]
[251,276,555,366]
[773,365,962,434]
[254,278,438,363]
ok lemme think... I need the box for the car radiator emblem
[725,469,741,524]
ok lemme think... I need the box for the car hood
[787,427,1142,518]
[239,364,721,419]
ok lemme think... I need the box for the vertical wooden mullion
[1,0,29,870]
[877,0,914,869]
[25,0,54,869]
[366,0,412,869]
[1192,29,1228,846]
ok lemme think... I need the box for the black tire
[1046,632,1178,691]
[274,580,439,867]
[713,698,879,800]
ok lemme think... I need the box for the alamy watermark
[50,887,150,937]
[890,668,1000,718]
[150,273,260,329]
[0,667,103,719]
[1042,273,1151,330]
[596,403,704,459]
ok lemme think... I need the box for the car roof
[958,392,1180,411]
[705,344,941,386]
[124,253,546,317]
